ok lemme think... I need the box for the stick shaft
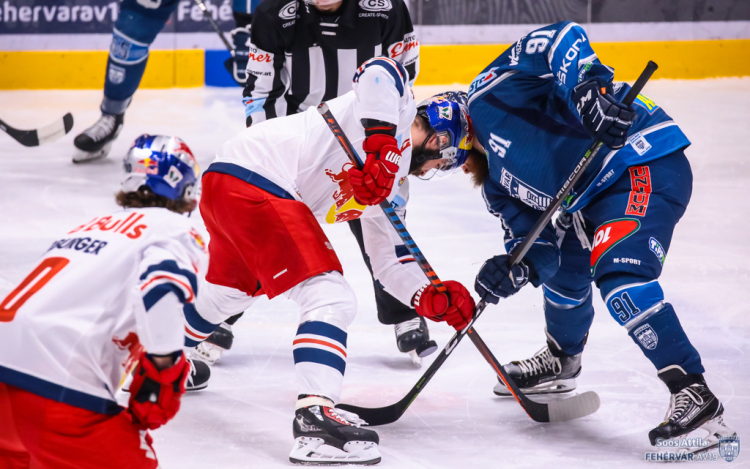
[194,0,233,51]
[317,103,447,293]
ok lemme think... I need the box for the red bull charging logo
[325,163,367,224]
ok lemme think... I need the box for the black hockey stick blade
[466,327,600,422]
[336,301,490,426]
[0,113,74,147]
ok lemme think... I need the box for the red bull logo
[189,228,207,254]
[113,332,144,376]
[325,163,367,224]
[136,156,159,175]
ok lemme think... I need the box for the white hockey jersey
[210,57,426,305]
[0,207,207,414]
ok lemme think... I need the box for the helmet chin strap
[409,127,437,174]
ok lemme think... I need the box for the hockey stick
[317,60,657,426]
[0,113,74,147]
[193,0,233,51]
[316,103,594,425]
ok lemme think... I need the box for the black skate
[493,337,581,396]
[394,317,437,366]
[190,322,234,365]
[72,112,123,163]
[648,365,736,453]
[290,405,380,465]
[185,358,211,391]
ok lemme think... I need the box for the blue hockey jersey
[468,21,690,214]
[468,22,691,285]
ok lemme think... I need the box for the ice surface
[1,79,748,468]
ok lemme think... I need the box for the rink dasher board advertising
[0,0,235,34]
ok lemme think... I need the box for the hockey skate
[290,404,381,465]
[394,317,437,366]
[190,322,234,365]
[493,338,581,396]
[72,113,123,163]
[185,358,211,391]
[648,365,736,454]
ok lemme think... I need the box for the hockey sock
[627,303,704,375]
[102,4,175,111]
[542,284,594,356]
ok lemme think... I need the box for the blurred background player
[197,0,432,367]
[72,0,260,163]
[0,135,207,468]
[182,57,475,464]
[449,22,735,452]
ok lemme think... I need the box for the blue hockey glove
[474,254,530,304]
[223,26,251,86]
[572,78,635,149]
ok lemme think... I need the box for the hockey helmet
[412,91,473,178]
[122,134,200,202]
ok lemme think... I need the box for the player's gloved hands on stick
[224,26,251,87]
[475,254,530,304]
[413,281,476,330]
[572,78,635,149]
[128,351,190,430]
[348,134,402,206]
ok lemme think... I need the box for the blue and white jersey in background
[468,21,691,215]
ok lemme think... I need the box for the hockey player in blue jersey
[415,22,736,451]
[73,0,260,163]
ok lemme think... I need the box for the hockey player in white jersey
[0,135,207,469]
[183,57,477,465]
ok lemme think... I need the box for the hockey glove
[475,254,530,304]
[572,78,635,150]
[348,134,402,206]
[223,26,251,86]
[413,281,476,331]
[128,351,190,431]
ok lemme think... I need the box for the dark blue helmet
[122,134,200,203]
[413,91,473,177]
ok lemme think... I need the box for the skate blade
[493,378,576,396]
[72,141,113,164]
[654,415,738,456]
[189,343,223,365]
[289,437,381,465]
[185,382,209,392]
[408,350,422,367]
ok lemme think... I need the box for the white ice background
[0,80,748,468]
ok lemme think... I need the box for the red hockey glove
[413,281,476,331]
[348,134,402,206]
[128,351,190,431]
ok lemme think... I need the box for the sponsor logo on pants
[625,165,652,216]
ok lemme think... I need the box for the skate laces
[187,359,197,385]
[516,347,562,377]
[326,407,367,427]
[83,114,116,142]
[666,385,704,421]
[395,318,421,337]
